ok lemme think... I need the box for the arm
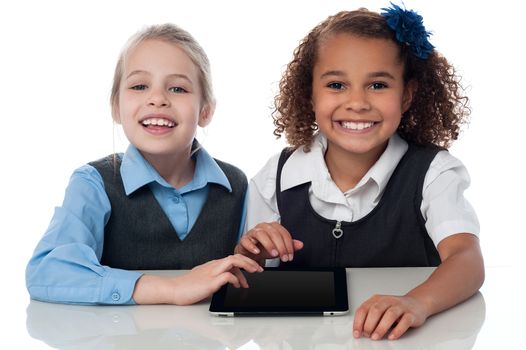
[353,233,484,340]
[25,165,141,304]
[353,151,483,339]
[132,254,263,305]
[26,166,263,305]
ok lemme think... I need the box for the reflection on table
[26,267,486,350]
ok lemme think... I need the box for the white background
[1,0,524,348]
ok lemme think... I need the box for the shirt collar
[185,144,232,193]
[120,143,231,196]
[353,133,408,199]
[281,133,331,191]
[280,133,408,197]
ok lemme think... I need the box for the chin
[331,139,388,157]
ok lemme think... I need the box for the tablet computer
[209,267,349,316]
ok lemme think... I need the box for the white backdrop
[1,0,524,347]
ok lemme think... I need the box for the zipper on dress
[332,220,343,239]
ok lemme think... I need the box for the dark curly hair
[273,9,470,151]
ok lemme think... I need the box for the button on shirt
[246,133,479,251]
[26,144,244,305]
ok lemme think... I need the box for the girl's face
[312,33,414,161]
[114,39,209,159]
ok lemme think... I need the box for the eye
[327,82,345,90]
[130,84,147,91]
[370,82,387,90]
[168,86,187,93]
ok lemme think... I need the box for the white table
[24,266,522,349]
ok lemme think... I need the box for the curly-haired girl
[236,5,484,340]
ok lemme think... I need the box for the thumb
[293,239,304,251]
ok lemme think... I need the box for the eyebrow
[319,70,396,80]
[125,70,193,82]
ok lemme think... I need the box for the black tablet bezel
[209,266,349,316]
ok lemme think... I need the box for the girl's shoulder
[253,151,283,181]
[72,163,106,187]
[213,158,247,179]
[426,149,470,183]
[250,151,283,199]
[60,162,112,213]
[69,153,123,194]
[212,158,248,191]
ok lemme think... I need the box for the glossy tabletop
[23,266,523,349]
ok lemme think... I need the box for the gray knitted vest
[89,155,247,270]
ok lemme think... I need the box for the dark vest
[277,143,441,268]
[89,155,247,270]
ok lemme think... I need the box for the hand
[133,254,263,305]
[235,222,303,265]
[353,294,429,340]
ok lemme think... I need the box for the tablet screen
[210,267,348,316]
[224,270,334,308]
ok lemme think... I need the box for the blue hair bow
[380,2,434,59]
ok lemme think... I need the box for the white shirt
[246,133,479,248]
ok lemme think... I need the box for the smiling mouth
[140,117,177,128]
[339,121,377,130]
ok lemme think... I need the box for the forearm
[407,236,484,317]
[132,274,180,305]
[26,239,140,304]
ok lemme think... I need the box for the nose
[147,88,170,107]
[344,89,371,112]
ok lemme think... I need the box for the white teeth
[340,121,375,130]
[141,118,175,127]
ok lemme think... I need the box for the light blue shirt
[26,144,246,305]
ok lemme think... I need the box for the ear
[402,80,418,113]
[198,103,215,127]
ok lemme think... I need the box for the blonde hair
[110,23,215,118]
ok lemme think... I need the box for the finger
[363,300,390,337]
[271,222,296,261]
[239,233,261,255]
[263,222,294,262]
[249,226,283,259]
[388,313,416,340]
[371,306,403,340]
[218,272,241,289]
[232,268,249,288]
[353,303,370,338]
[293,239,304,251]
[215,254,263,274]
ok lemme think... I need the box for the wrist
[133,275,173,304]
[405,290,435,317]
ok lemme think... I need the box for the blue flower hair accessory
[380,3,434,59]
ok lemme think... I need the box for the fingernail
[253,247,260,254]
[363,332,370,338]
[282,254,288,262]
[371,333,379,340]
[388,333,396,340]
[353,330,360,338]
[289,254,293,261]
[271,249,278,257]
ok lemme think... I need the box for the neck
[324,142,387,193]
[140,148,196,189]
